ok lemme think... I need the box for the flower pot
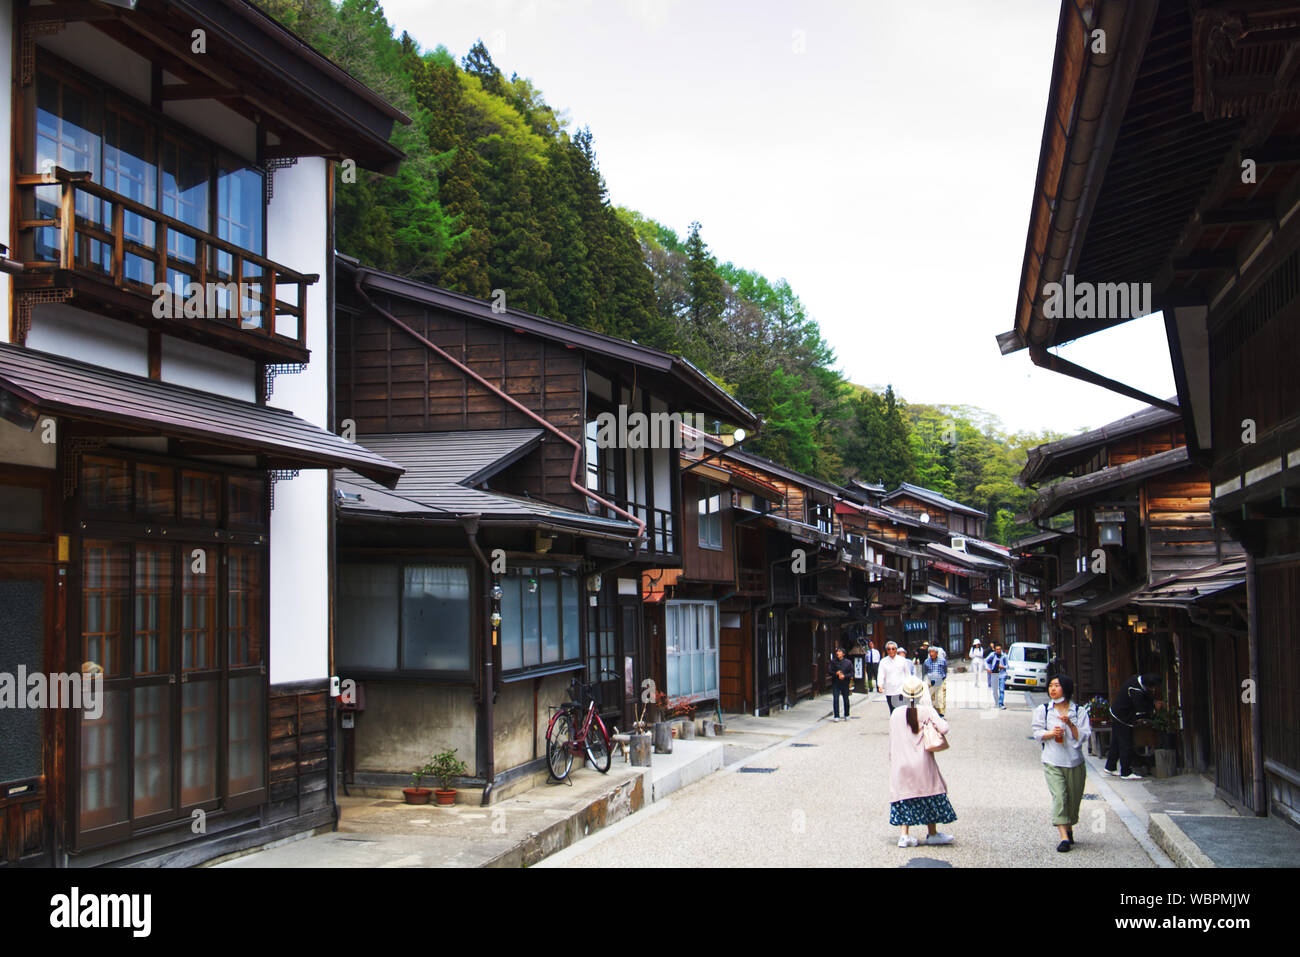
[403,788,432,805]
[434,789,457,806]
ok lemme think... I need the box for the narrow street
[540,673,1158,868]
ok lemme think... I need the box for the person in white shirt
[877,642,911,714]
[1031,673,1092,852]
[865,641,882,693]
[968,639,985,704]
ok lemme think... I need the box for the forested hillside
[253,0,1069,542]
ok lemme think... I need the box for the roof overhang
[1030,446,1190,519]
[0,342,403,486]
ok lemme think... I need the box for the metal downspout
[353,269,646,541]
[462,516,496,806]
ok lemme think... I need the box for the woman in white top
[1031,673,1092,852]
[968,640,985,705]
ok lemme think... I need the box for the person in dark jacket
[1104,673,1162,779]
[828,646,852,721]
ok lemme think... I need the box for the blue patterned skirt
[889,793,957,827]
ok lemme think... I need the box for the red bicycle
[546,672,614,781]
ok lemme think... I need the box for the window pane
[401,565,470,672]
[667,651,680,698]
[82,541,127,677]
[500,574,522,671]
[521,570,540,667]
[102,105,156,286]
[133,684,172,817]
[540,569,559,664]
[227,547,264,667]
[79,688,128,834]
[182,555,217,672]
[181,471,220,524]
[82,456,131,512]
[227,476,265,525]
[134,545,173,675]
[337,564,398,670]
[217,165,265,330]
[0,484,46,534]
[34,71,101,264]
[227,674,264,796]
[181,680,218,806]
[134,464,174,518]
[161,135,208,277]
[560,573,579,663]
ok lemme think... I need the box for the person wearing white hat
[969,640,986,705]
[888,676,956,848]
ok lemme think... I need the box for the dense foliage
[252,0,1066,542]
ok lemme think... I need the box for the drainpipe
[1246,555,1265,814]
[461,516,496,806]
[353,270,646,541]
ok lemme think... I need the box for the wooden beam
[1171,250,1238,272]
[159,81,235,101]
[1200,203,1276,226]
[1246,137,1300,165]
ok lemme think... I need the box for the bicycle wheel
[547,711,575,781]
[584,713,611,773]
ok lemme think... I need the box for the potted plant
[428,748,468,807]
[404,762,434,805]
[1151,706,1181,750]
[1085,696,1111,726]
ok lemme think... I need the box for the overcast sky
[382,0,1176,436]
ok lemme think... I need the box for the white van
[1005,642,1050,690]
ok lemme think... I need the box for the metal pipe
[461,515,496,806]
[353,269,647,541]
[1246,554,1265,814]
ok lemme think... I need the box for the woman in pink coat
[889,676,957,847]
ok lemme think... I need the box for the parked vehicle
[1005,642,1050,690]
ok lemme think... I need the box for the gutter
[461,515,496,807]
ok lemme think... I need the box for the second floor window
[698,479,722,549]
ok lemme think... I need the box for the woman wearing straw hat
[888,675,957,847]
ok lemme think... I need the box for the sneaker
[1057,840,1071,853]
[1101,767,1118,776]
[999,705,1007,710]
[1120,772,1144,780]
[926,832,954,845]
[897,835,919,848]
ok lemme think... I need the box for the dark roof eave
[1020,402,1182,486]
[1030,446,1190,519]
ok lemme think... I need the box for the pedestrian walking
[866,641,881,693]
[828,646,852,721]
[1103,672,1162,780]
[888,676,956,848]
[968,639,985,705]
[878,641,910,713]
[924,646,948,716]
[1032,674,1091,852]
[986,642,1008,709]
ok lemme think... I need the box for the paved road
[542,673,1159,868]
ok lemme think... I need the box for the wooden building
[331,260,759,801]
[1003,0,1300,821]
[0,0,406,866]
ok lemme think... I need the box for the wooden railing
[737,567,766,594]
[17,167,317,353]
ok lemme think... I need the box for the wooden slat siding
[1258,563,1300,816]
[267,686,332,825]
[1212,632,1249,808]
[719,624,745,712]
[680,472,735,583]
[338,298,587,508]
[1109,423,1184,467]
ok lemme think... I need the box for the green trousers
[1043,763,1086,826]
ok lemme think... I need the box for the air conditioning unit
[950,536,968,552]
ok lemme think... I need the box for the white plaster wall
[0,0,11,341]
[161,338,255,401]
[0,417,55,469]
[39,24,151,104]
[27,303,148,374]
[265,158,330,684]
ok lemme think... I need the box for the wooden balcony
[16,168,317,363]
[876,578,906,608]
[737,567,766,596]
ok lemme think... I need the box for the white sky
[382,0,1177,436]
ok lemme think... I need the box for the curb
[1147,812,1218,868]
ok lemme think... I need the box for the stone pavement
[539,672,1160,868]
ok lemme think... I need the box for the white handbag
[921,716,949,753]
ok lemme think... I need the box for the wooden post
[629,733,652,766]
[59,181,76,269]
[111,203,124,287]
[675,718,695,740]
[652,721,673,754]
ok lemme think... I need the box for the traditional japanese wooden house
[0,0,407,866]
[332,260,759,801]
[1002,0,1300,817]
[1022,404,1247,793]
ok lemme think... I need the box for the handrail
[17,166,317,351]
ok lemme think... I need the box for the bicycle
[545,671,616,782]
